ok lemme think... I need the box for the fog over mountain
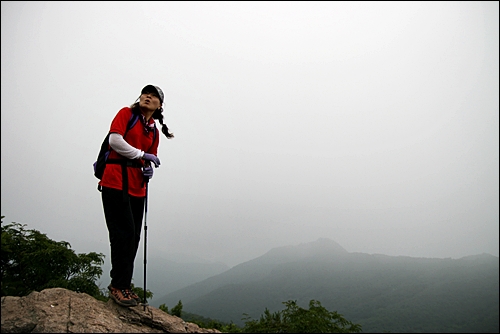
[152,238,499,333]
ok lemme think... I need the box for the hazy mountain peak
[303,238,348,252]
[256,238,348,264]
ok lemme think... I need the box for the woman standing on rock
[99,84,174,307]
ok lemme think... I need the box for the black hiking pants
[101,186,144,290]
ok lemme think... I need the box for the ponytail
[153,107,174,139]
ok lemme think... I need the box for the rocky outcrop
[1,288,220,333]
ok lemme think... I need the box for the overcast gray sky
[2,1,499,267]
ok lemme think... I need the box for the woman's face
[139,91,161,111]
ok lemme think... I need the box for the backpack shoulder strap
[123,112,140,139]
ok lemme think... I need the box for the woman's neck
[140,108,154,122]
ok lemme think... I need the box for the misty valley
[132,238,499,333]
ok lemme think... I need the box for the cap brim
[141,85,163,103]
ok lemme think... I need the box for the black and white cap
[141,84,164,104]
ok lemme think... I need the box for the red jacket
[99,107,159,197]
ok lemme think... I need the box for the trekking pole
[143,178,149,311]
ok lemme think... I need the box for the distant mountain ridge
[257,237,348,263]
[152,238,348,307]
[154,238,499,333]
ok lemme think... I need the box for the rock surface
[1,288,220,333]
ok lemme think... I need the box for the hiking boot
[126,289,142,303]
[108,284,137,307]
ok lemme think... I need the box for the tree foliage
[159,300,183,317]
[242,299,362,333]
[186,312,240,332]
[1,217,105,299]
[159,303,169,313]
[171,299,183,317]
